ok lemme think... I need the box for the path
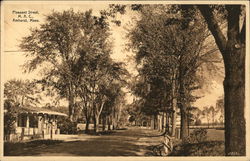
[5,127,164,156]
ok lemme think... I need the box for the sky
[2,2,224,109]
[3,3,109,81]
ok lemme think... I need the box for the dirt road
[5,127,163,156]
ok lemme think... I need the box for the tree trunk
[154,114,157,130]
[223,42,245,156]
[93,115,97,132]
[171,73,177,137]
[108,116,111,130]
[158,115,161,131]
[207,116,210,128]
[102,115,106,131]
[178,69,188,140]
[111,115,115,130]
[95,115,99,133]
[171,99,177,137]
[85,117,90,134]
[198,5,245,156]
[151,116,154,129]
[112,109,116,130]
[165,112,170,134]
[68,87,75,121]
[180,103,188,139]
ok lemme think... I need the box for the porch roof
[19,106,67,117]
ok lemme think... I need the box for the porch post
[26,114,30,135]
[38,114,42,134]
[54,115,58,134]
[14,117,18,134]
[50,115,53,139]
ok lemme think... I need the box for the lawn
[4,139,64,156]
[170,128,225,156]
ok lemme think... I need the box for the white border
[1,1,249,161]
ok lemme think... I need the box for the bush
[57,118,77,134]
[170,141,224,156]
[185,128,208,143]
[4,100,19,141]
[195,119,202,126]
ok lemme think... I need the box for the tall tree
[216,96,224,124]
[19,10,111,121]
[197,5,246,156]
[202,106,212,128]
[128,5,210,139]
[209,106,216,127]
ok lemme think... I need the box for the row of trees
[7,9,129,133]
[128,4,220,139]
[202,97,224,127]
[121,4,245,156]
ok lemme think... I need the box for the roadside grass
[170,129,225,156]
[4,139,63,156]
[170,140,225,156]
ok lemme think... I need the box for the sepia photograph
[1,1,249,160]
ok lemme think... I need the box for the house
[5,106,67,141]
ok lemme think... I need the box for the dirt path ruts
[5,127,163,156]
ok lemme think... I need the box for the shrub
[57,118,77,134]
[170,141,225,156]
[185,128,208,143]
[4,100,19,141]
[195,119,202,126]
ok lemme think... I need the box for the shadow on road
[4,127,160,156]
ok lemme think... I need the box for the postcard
[1,1,249,161]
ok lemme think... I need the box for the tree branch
[197,5,227,54]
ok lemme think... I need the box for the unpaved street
[5,127,164,156]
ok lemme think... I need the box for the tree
[105,83,126,130]
[197,5,246,155]
[19,9,111,121]
[4,79,42,107]
[216,96,224,124]
[128,5,210,139]
[190,107,203,126]
[186,106,199,134]
[4,99,19,141]
[74,45,128,133]
[129,4,246,154]
[202,106,212,128]
[209,106,216,127]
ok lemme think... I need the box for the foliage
[4,100,19,138]
[4,79,42,139]
[216,96,224,123]
[57,117,77,134]
[128,115,135,123]
[170,141,224,156]
[197,5,246,155]
[195,119,202,126]
[4,79,42,107]
[185,128,208,143]
[127,4,216,138]
[19,9,113,120]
